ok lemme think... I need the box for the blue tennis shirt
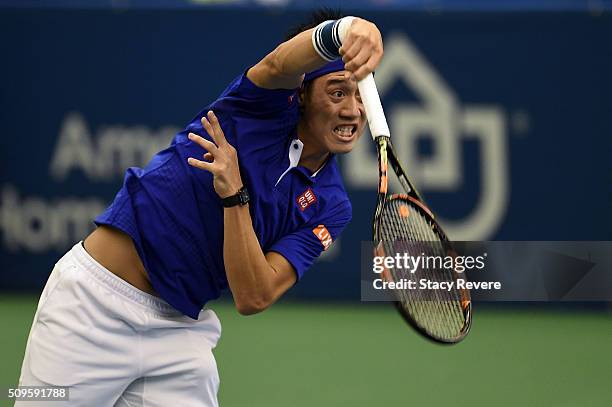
[95,71,352,319]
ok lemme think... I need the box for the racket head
[373,139,472,344]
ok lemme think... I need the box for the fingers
[187,157,214,172]
[188,109,226,158]
[339,19,383,81]
[188,110,239,178]
[201,110,226,147]
[340,37,363,64]
[186,146,216,172]
[344,48,382,81]
[188,132,217,155]
[343,41,369,73]
[352,55,379,81]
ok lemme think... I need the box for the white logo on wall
[345,34,509,240]
[0,114,178,252]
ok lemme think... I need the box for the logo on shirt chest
[296,188,317,212]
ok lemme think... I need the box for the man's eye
[332,90,345,98]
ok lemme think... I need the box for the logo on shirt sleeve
[312,225,332,251]
[296,188,317,212]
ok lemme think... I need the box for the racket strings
[407,212,452,333]
[411,218,464,340]
[392,215,446,334]
[379,198,467,341]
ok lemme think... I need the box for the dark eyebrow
[325,79,354,88]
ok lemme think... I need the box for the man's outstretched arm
[247,17,383,89]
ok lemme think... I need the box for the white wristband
[337,16,355,44]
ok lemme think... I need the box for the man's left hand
[187,110,243,199]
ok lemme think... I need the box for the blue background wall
[1,5,611,299]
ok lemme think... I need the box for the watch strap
[222,186,249,208]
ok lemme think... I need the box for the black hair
[283,8,344,41]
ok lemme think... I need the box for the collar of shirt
[275,138,333,186]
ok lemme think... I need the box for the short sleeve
[269,200,352,280]
[182,69,299,147]
[210,70,299,118]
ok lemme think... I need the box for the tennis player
[16,10,382,406]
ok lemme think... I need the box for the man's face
[299,70,366,155]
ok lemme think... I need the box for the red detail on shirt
[312,225,332,251]
[296,188,317,212]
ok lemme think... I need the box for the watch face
[239,188,250,204]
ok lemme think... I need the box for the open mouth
[333,125,357,140]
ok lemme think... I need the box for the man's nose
[340,96,362,119]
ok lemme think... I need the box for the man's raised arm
[247,16,383,90]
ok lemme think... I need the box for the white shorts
[16,242,221,407]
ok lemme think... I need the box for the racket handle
[337,17,390,139]
[358,74,391,139]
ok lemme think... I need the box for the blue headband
[303,59,345,83]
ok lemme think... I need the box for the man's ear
[298,83,306,106]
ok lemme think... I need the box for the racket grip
[337,17,390,139]
[358,74,391,139]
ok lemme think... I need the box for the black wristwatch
[222,186,250,208]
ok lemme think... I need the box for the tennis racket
[358,74,472,344]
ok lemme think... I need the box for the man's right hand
[339,18,384,81]
[248,15,384,90]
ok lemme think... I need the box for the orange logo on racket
[398,204,410,218]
